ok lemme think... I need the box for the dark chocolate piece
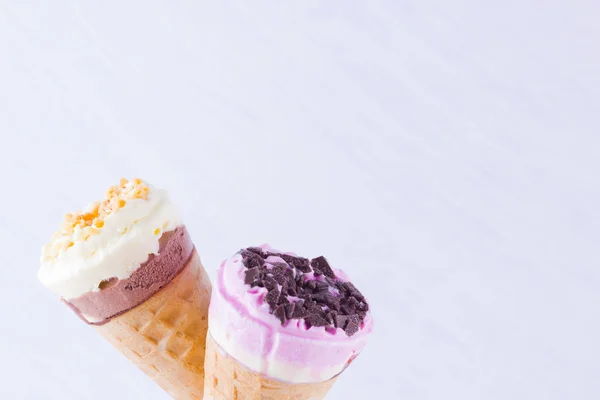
[305,314,329,328]
[242,253,263,269]
[311,256,336,279]
[274,305,287,325]
[277,295,290,306]
[284,302,295,319]
[265,288,280,309]
[247,247,267,257]
[244,267,259,284]
[345,315,360,336]
[292,301,309,319]
[335,315,349,329]
[281,254,311,272]
[325,310,337,324]
[314,281,329,293]
[264,276,278,291]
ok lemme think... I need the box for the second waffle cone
[203,334,337,400]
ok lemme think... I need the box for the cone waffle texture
[95,250,211,399]
[204,334,337,400]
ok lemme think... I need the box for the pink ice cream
[66,226,194,324]
[208,244,373,383]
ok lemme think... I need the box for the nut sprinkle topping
[42,178,150,261]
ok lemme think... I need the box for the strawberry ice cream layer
[208,244,373,384]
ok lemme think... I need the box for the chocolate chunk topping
[305,280,317,292]
[345,315,360,336]
[311,256,336,278]
[242,252,263,269]
[285,284,297,297]
[274,305,287,325]
[305,314,329,328]
[238,247,369,336]
[265,288,280,309]
[278,295,290,306]
[314,281,329,293]
[264,276,278,291]
[284,303,295,319]
[325,310,337,324]
[247,247,266,256]
[281,254,311,273]
[335,314,349,329]
[244,268,259,284]
[292,300,309,319]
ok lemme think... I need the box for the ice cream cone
[39,178,212,399]
[205,245,373,400]
[204,334,336,400]
[96,250,210,399]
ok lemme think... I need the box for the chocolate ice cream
[66,226,194,325]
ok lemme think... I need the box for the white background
[0,1,598,399]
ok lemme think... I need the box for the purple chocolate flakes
[238,247,369,336]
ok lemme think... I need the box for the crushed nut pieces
[42,178,150,261]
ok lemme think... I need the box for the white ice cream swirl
[38,179,181,300]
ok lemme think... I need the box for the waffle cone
[95,250,211,399]
[204,334,337,400]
